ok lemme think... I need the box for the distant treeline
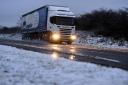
[0,26,21,34]
[76,8,128,40]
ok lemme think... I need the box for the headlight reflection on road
[69,55,76,60]
[70,46,75,49]
[51,44,60,51]
[69,46,76,53]
[70,48,76,53]
[51,52,59,60]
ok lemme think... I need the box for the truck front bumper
[51,33,77,43]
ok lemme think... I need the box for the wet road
[0,39,128,70]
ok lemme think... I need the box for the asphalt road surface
[0,39,128,70]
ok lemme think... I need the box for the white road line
[95,56,120,63]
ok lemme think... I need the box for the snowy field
[0,45,128,85]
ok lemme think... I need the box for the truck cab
[47,5,76,44]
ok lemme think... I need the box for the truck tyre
[48,32,53,43]
[67,41,72,44]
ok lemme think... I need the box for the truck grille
[59,28,72,41]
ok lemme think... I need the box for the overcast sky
[0,0,128,27]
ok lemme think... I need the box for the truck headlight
[52,33,60,41]
[70,35,77,40]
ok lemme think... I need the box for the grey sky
[0,0,128,27]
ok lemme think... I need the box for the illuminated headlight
[52,33,60,41]
[70,35,77,40]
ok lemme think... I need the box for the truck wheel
[67,41,72,44]
[47,32,52,42]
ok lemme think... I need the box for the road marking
[95,56,120,63]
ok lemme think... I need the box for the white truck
[21,5,76,44]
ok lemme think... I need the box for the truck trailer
[21,5,76,44]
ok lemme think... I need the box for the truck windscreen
[50,16,75,26]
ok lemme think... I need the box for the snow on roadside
[0,45,128,85]
[0,33,22,40]
[74,31,128,49]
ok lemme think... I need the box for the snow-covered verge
[74,31,128,49]
[0,33,22,40]
[0,45,128,85]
